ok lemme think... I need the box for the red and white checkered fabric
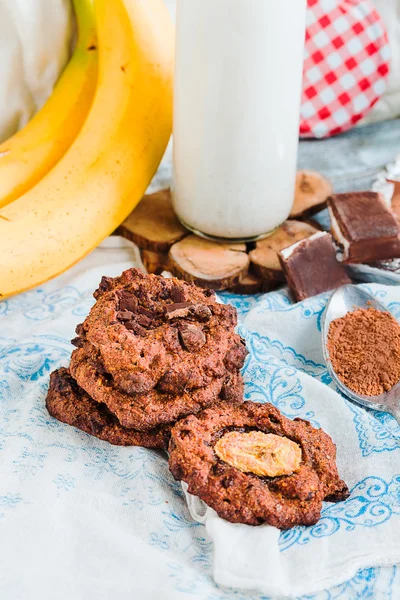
[300,0,390,138]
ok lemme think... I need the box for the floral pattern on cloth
[0,238,400,599]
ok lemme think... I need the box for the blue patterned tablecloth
[0,236,399,600]
[1,120,400,599]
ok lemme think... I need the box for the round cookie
[74,269,247,395]
[46,368,171,449]
[168,403,349,528]
[69,347,244,431]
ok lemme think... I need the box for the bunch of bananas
[0,0,174,299]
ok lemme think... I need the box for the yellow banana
[0,0,98,208]
[0,0,174,300]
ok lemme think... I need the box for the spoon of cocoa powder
[322,284,400,424]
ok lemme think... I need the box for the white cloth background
[0,0,74,142]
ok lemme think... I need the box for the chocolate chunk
[137,306,156,318]
[170,286,186,303]
[192,304,212,322]
[179,324,206,352]
[117,310,134,321]
[118,293,138,313]
[224,344,248,371]
[71,337,85,348]
[137,315,152,327]
[165,302,212,322]
[279,232,351,302]
[75,323,85,337]
[166,302,194,318]
[124,321,147,336]
[166,302,193,312]
[327,191,400,263]
[94,276,114,299]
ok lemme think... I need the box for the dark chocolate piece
[327,192,400,263]
[178,324,206,352]
[278,232,351,302]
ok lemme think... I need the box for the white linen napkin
[181,282,400,598]
[1,235,400,600]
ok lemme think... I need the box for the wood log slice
[230,272,264,295]
[169,235,249,290]
[140,249,169,275]
[249,221,319,284]
[118,189,187,252]
[290,171,333,218]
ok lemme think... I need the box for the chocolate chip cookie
[73,269,247,395]
[69,347,244,431]
[46,368,170,449]
[168,403,349,528]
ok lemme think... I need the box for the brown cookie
[74,269,247,395]
[46,368,170,449]
[69,347,244,431]
[168,403,349,528]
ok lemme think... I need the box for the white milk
[172,0,307,241]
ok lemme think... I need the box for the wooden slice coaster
[169,235,250,290]
[140,249,169,275]
[249,220,319,285]
[290,171,333,218]
[230,272,264,295]
[118,189,187,252]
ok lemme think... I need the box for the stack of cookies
[46,268,350,528]
[46,269,247,450]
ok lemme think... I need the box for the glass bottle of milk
[172,0,307,242]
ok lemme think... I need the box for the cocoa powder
[327,307,400,396]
